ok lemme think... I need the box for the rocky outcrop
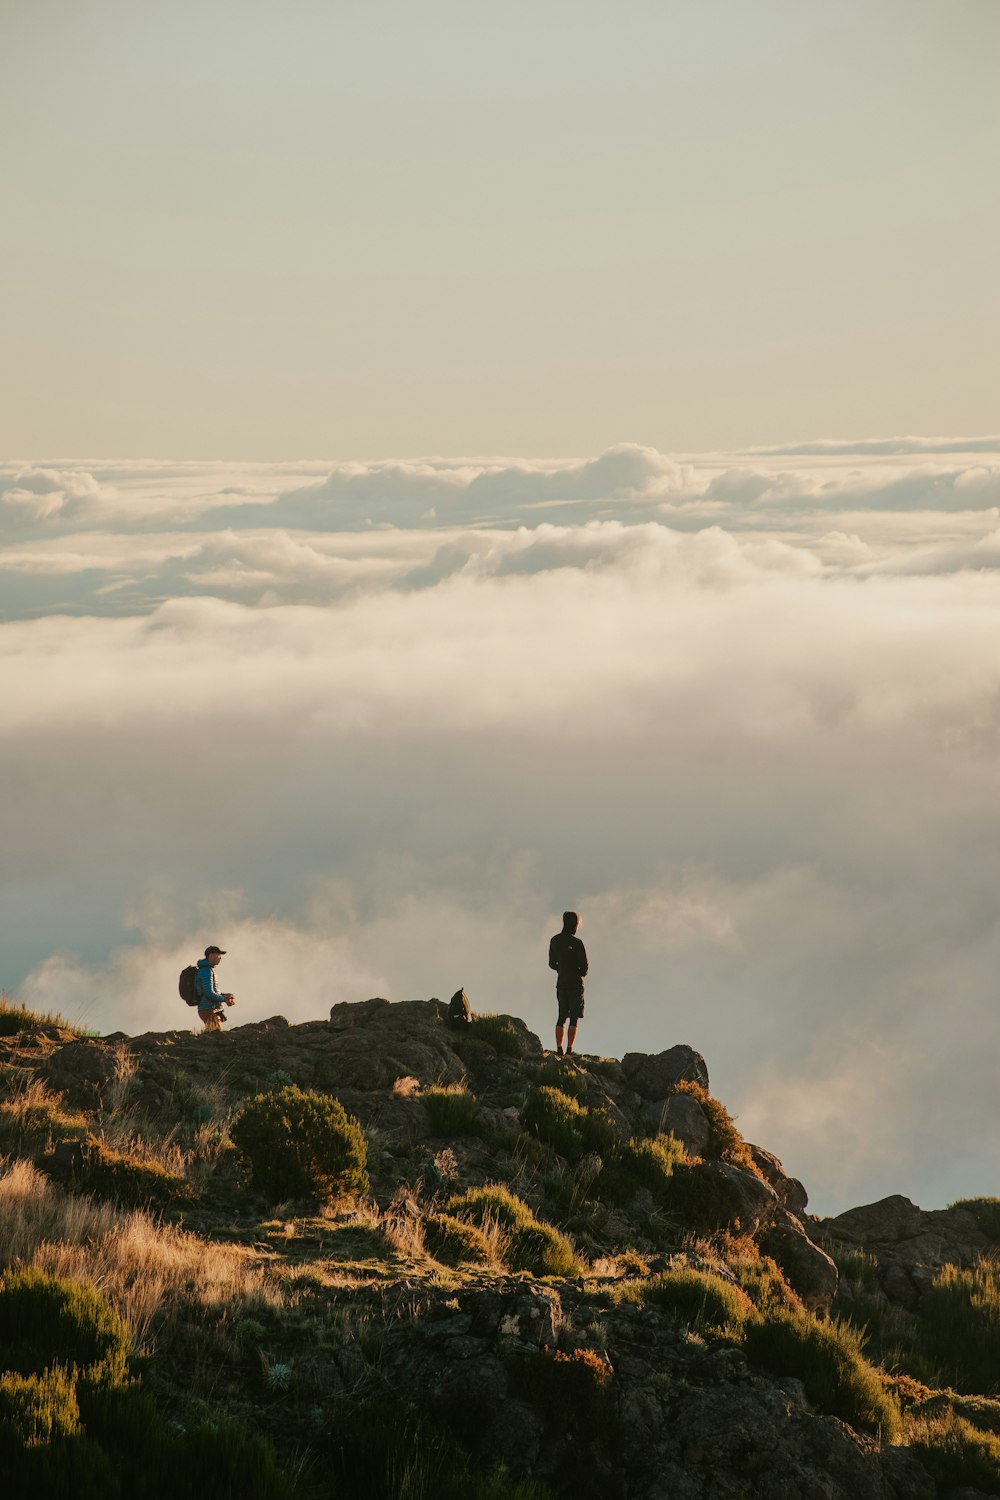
[371,1279,933,1500]
[761,1208,839,1313]
[823,1193,995,1308]
[622,1045,709,1100]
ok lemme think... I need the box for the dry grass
[0,1159,283,1348]
[0,1077,89,1154]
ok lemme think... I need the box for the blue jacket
[195,957,225,1012]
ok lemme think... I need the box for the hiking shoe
[565,1048,574,1056]
[556,1045,564,1057]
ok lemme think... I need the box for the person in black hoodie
[548,911,588,1057]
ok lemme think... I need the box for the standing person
[548,911,588,1057]
[196,945,235,1032]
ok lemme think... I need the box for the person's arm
[577,940,589,978]
[548,936,561,973]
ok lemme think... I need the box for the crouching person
[448,988,472,1027]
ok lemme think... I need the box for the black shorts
[556,988,585,1026]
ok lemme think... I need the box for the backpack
[448,988,471,1024]
[179,964,201,1007]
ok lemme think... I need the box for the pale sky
[3,3,1000,1217]
[2,0,997,456]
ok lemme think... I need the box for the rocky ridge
[2,997,999,1499]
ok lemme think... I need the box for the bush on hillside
[0,1267,130,1381]
[616,1134,687,1206]
[466,1014,523,1058]
[744,1308,902,1440]
[0,1269,294,1500]
[666,1160,746,1232]
[317,1395,551,1500]
[951,1197,1000,1242]
[423,1212,493,1268]
[920,1261,1000,1395]
[447,1184,581,1277]
[522,1086,587,1160]
[641,1268,754,1338]
[423,1087,480,1138]
[231,1086,368,1206]
[535,1063,588,1101]
[66,1141,198,1213]
[910,1412,1000,1496]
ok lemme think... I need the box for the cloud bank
[4,439,1000,1214]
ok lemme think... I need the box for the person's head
[562,911,580,934]
[205,945,226,967]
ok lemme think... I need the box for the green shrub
[0,1365,80,1446]
[171,1417,300,1497]
[666,1160,746,1231]
[231,1086,369,1205]
[829,1244,922,1377]
[642,1268,754,1337]
[512,1344,614,1429]
[522,1086,586,1160]
[535,1063,588,1101]
[318,1396,551,1500]
[0,1269,130,1382]
[466,1014,523,1058]
[615,1134,686,1206]
[423,1213,493,1267]
[952,1197,1000,1242]
[423,1087,480,1138]
[726,1241,800,1316]
[447,1184,582,1277]
[579,1108,618,1156]
[744,1308,902,1439]
[70,1141,198,1213]
[910,1412,1000,1496]
[919,1261,1000,1394]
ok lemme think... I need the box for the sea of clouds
[4,437,1000,1214]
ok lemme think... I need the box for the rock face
[42,1038,118,1107]
[762,1208,839,1313]
[375,1280,934,1500]
[621,1045,709,1100]
[822,1193,996,1311]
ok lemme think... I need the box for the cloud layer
[4,439,1000,1214]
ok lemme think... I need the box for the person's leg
[200,1009,222,1033]
[555,1023,565,1056]
[566,1023,578,1055]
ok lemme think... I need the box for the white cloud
[7,444,1000,1214]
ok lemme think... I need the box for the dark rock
[881,1262,919,1311]
[751,1144,809,1216]
[761,1208,839,1312]
[711,1161,780,1233]
[659,1093,711,1155]
[829,1195,923,1242]
[42,1039,117,1107]
[621,1045,709,1100]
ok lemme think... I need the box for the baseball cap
[204,945,227,956]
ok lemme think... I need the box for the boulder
[641,1093,710,1156]
[750,1143,809,1216]
[621,1045,709,1101]
[761,1207,839,1312]
[829,1195,922,1242]
[42,1039,117,1107]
